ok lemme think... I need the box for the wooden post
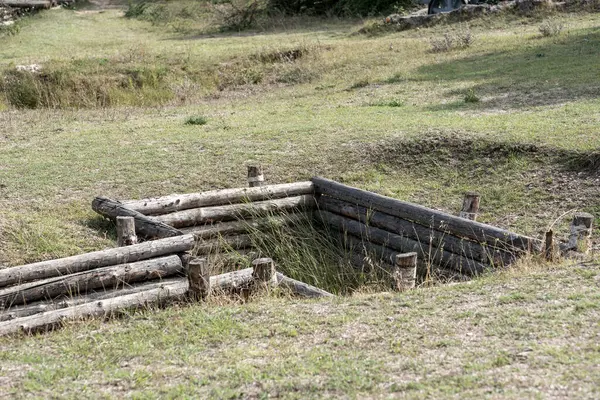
[392,252,417,291]
[188,258,210,301]
[545,230,554,262]
[567,212,594,254]
[459,192,480,221]
[247,165,264,188]
[116,216,137,246]
[252,258,276,285]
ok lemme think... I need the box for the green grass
[0,4,599,397]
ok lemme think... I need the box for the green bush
[185,115,208,125]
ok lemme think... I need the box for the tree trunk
[121,182,314,216]
[0,234,195,288]
[179,213,306,239]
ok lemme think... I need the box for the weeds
[185,115,208,125]
[539,19,564,37]
[430,26,474,53]
[464,89,480,103]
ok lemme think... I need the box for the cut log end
[247,165,264,188]
[392,252,417,292]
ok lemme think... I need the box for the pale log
[459,192,481,221]
[252,258,276,285]
[275,273,334,298]
[566,212,594,253]
[155,195,316,229]
[188,258,210,300]
[312,177,541,252]
[0,255,184,308]
[318,210,486,275]
[92,197,183,238]
[247,165,264,187]
[121,182,314,216]
[194,235,254,254]
[0,234,195,288]
[392,253,417,291]
[116,216,137,246]
[0,268,262,336]
[0,278,185,322]
[180,214,306,240]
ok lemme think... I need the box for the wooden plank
[0,234,195,289]
[92,197,183,238]
[0,256,183,308]
[312,177,541,252]
[154,195,316,229]
[121,182,314,216]
[318,196,514,266]
[318,210,487,275]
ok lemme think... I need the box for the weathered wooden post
[116,216,137,246]
[459,192,480,221]
[567,212,594,254]
[252,257,277,285]
[544,230,554,262]
[188,257,210,301]
[247,165,264,188]
[392,252,417,291]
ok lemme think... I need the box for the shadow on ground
[416,26,600,110]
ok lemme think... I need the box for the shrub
[124,1,150,18]
[185,115,208,125]
[464,89,480,103]
[430,26,474,53]
[211,0,264,31]
[538,19,564,37]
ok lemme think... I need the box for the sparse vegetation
[185,115,208,125]
[464,89,480,103]
[430,26,474,53]
[539,18,565,37]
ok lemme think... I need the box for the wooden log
[188,258,210,300]
[275,273,334,298]
[312,177,541,253]
[0,268,263,336]
[179,214,305,240]
[0,0,51,9]
[252,258,276,285]
[121,182,314,216]
[0,278,185,322]
[318,210,486,275]
[392,253,417,291]
[92,197,183,238]
[194,234,254,254]
[155,195,316,229]
[459,192,480,221]
[0,234,195,289]
[247,165,264,187]
[0,255,184,308]
[343,234,399,266]
[318,196,513,266]
[566,212,594,253]
[116,216,137,246]
[545,230,554,262]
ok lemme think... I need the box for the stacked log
[313,177,542,275]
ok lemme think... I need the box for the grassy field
[0,2,599,397]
